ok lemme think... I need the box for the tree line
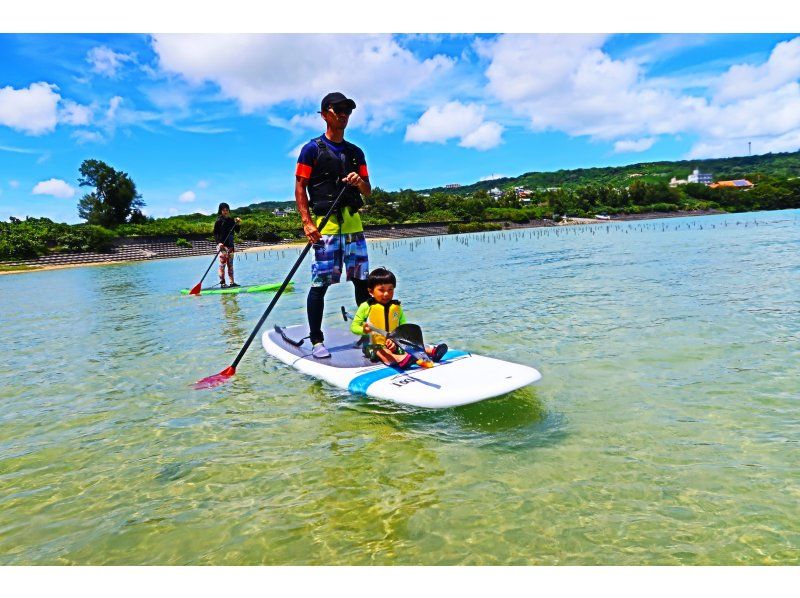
[3,159,800,260]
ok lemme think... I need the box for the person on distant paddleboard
[213,202,241,289]
[349,268,448,369]
[295,92,372,359]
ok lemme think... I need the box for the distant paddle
[194,185,349,389]
[188,224,237,296]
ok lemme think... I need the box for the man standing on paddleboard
[294,92,372,359]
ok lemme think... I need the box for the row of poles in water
[230,214,796,261]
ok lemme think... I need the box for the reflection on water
[1,209,799,564]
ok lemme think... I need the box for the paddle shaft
[227,186,349,371]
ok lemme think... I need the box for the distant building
[709,179,753,189]
[445,183,461,189]
[489,187,503,199]
[273,208,288,217]
[669,177,688,187]
[688,168,713,184]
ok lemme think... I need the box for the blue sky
[1,33,799,223]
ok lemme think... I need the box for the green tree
[77,159,144,227]
[496,191,521,209]
[397,189,427,215]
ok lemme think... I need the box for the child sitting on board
[349,267,448,369]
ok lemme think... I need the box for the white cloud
[0,82,60,135]
[0,145,37,154]
[269,112,323,132]
[175,124,232,134]
[32,178,75,199]
[459,121,504,150]
[196,180,209,189]
[59,100,92,126]
[87,46,136,77]
[614,137,656,153]
[715,37,800,103]
[480,173,506,181]
[169,208,179,216]
[9,180,20,188]
[152,34,453,129]
[478,34,610,103]
[478,34,800,160]
[288,142,305,159]
[72,130,105,144]
[106,96,123,122]
[405,101,503,150]
[479,35,683,141]
[179,190,196,203]
[621,34,714,67]
[75,96,160,142]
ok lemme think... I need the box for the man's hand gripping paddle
[193,185,349,389]
[341,306,434,368]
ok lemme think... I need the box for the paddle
[188,223,238,296]
[341,307,434,368]
[193,185,349,389]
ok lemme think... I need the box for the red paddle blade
[188,282,202,296]
[193,366,236,390]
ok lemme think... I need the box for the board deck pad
[263,324,541,409]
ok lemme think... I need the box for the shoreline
[0,210,723,275]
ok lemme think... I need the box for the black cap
[320,92,356,112]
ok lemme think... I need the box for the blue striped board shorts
[311,232,369,287]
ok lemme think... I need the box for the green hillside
[423,151,800,195]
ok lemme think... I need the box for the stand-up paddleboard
[262,325,541,408]
[181,282,293,296]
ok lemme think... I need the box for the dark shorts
[311,232,369,287]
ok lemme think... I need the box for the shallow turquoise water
[1,210,798,565]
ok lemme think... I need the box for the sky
[2,31,800,223]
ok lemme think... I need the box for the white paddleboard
[262,325,542,408]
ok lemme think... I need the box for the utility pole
[748,141,751,156]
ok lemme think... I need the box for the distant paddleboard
[262,325,541,408]
[181,282,292,296]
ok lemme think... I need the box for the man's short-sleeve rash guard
[296,136,369,235]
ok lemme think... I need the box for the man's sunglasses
[327,105,353,115]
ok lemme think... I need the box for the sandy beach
[0,211,720,275]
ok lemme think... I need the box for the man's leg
[344,232,370,306]
[353,278,369,306]
[308,234,341,348]
[307,285,328,345]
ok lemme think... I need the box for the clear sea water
[1,209,798,565]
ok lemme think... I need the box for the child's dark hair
[217,202,230,215]
[367,267,396,289]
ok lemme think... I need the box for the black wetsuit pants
[307,279,369,345]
